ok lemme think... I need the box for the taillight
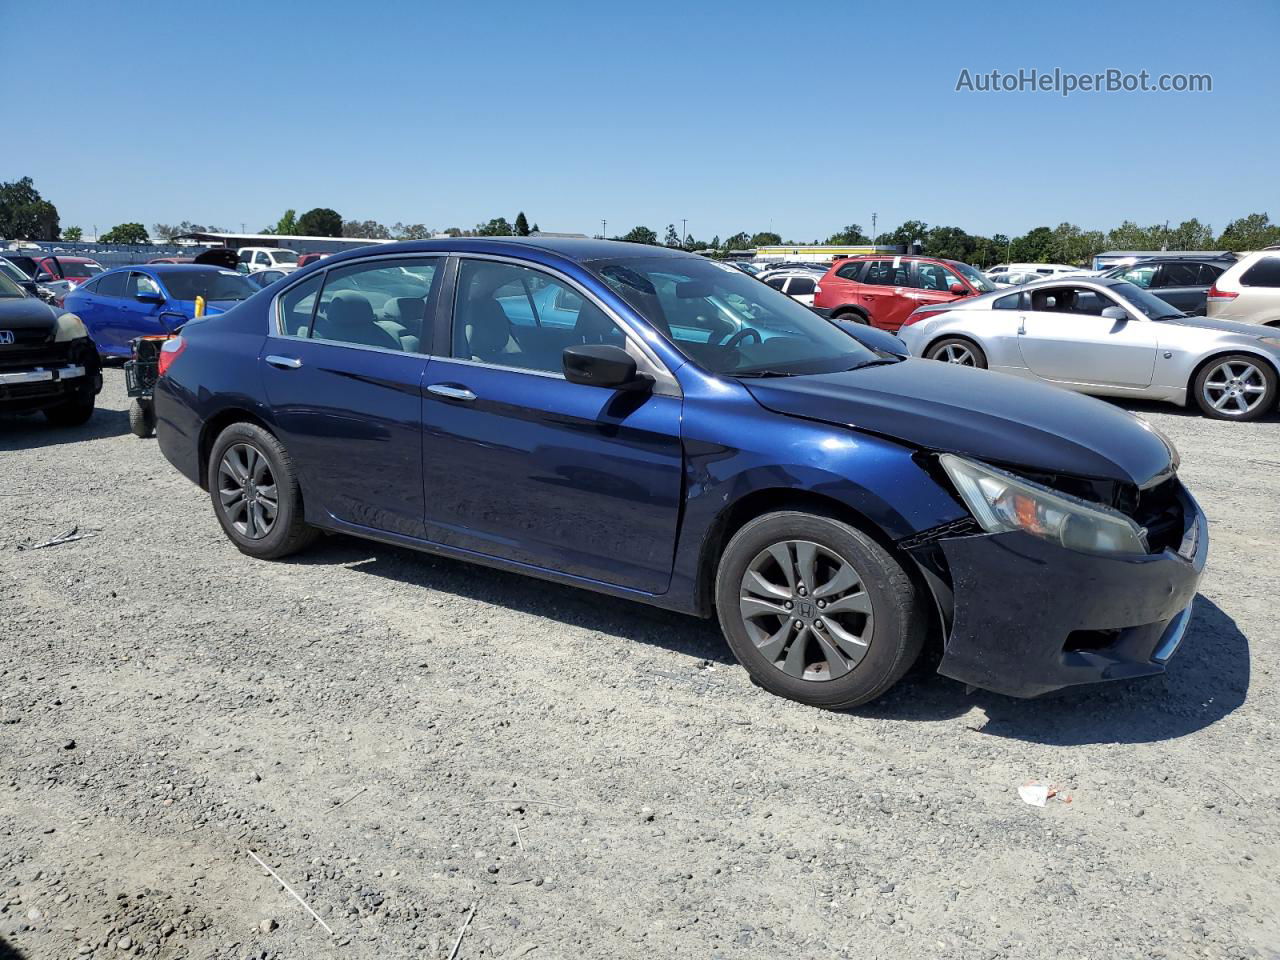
[1207,285,1238,301]
[157,336,186,377]
[901,309,942,327]
[814,283,822,293]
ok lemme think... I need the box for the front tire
[715,511,928,710]
[1193,354,1277,421]
[208,422,318,559]
[926,337,987,368]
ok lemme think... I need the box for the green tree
[710,235,721,250]
[664,224,680,247]
[826,223,869,245]
[476,217,513,236]
[620,225,658,245]
[1217,213,1280,252]
[881,220,929,249]
[514,212,531,236]
[273,209,298,235]
[1105,220,1162,251]
[1047,222,1104,265]
[63,226,82,242]
[0,177,60,240]
[343,219,392,239]
[296,207,344,237]
[923,225,979,262]
[723,232,751,250]
[100,222,149,244]
[531,222,541,233]
[392,222,432,240]
[1010,226,1056,262]
[749,231,781,247]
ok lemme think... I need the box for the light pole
[681,218,687,249]
[601,219,607,239]
[871,213,877,246]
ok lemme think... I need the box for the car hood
[1163,313,1270,337]
[741,359,1175,487]
[0,296,60,331]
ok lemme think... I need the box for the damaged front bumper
[909,485,1208,699]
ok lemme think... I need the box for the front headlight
[53,312,89,342]
[939,453,1148,556]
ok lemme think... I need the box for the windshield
[0,260,29,288]
[949,261,996,293]
[594,255,879,376]
[160,269,259,302]
[1111,281,1184,319]
[0,271,24,298]
[270,250,300,265]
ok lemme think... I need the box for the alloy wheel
[738,540,874,681]
[216,442,278,540]
[1202,359,1268,416]
[933,342,976,365]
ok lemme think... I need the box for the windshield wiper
[733,369,795,378]
[846,357,901,370]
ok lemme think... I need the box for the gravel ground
[1,369,1277,960]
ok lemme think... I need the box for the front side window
[452,259,626,374]
[1154,263,1202,287]
[1118,264,1158,289]
[947,261,996,293]
[126,272,162,298]
[1029,285,1119,317]
[161,269,258,302]
[596,256,879,377]
[0,271,22,298]
[914,262,963,292]
[311,258,440,351]
[254,252,270,265]
[1241,255,1280,288]
[238,250,252,264]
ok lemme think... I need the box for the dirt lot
[1,369,1277,960]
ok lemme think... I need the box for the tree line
[4,176,1279,264]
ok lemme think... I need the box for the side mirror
[34,271,55,282]
[1100,306,1128,322]
[136,291,165,303]
[948,283,967,295]
[563,343,649,390]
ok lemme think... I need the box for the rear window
[1241,256,1280,288]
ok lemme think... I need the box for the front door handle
[427,383,477,402]
[266,354,302,369]
[1016,315,1026,335]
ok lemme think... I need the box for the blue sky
[3,0,1277,242]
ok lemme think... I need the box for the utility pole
[871,213,877,246]
[682,218,688,249]
[601,219,607,239]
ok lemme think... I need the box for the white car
[759,270,821,307]
[237,247,301,274]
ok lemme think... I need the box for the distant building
[174,231,392,254]
[753,244,898,264]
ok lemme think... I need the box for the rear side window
[1156,263,1202,287]
[97,272,127,298]
[126,272,162,298]
[1198,263,1225,284]
[277,274,323,336]
[862,260,910,286]
[312,258,440,352]
[993,292,1024,310]
[834,261,863,280]
[765,276,787,290]
[787,277,816,295]
[1241,256,1280,288]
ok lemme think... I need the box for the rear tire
[1193,354,1277,421]
[926,336,987,369]
[208,422,318,559]
[43,391,95,427]
[833,309,868,325]
[128,399,155,438]
[715,511,928,710]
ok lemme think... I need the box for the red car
[297,252,327,268]
[814,255,997,331]
[35,255,105,288]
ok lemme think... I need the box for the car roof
[305,236,697,271]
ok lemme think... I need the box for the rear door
[260,256,442,538]
[859,258,914,330]
[1017,284,1158,388]
[419,256,684,594]
[1149,262,1210,315]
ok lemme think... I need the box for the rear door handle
[266,354,302,369]
[427,383,477,402]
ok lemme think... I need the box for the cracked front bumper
[927,487,1208,699]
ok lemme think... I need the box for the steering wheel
[722,327,762,350]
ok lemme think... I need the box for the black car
[0,268,102,425]
[1102,257,1234,316]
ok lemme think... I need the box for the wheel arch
[1187,348,1280,400]
[830,304,869,322]
[197,407,276,490]
[921,330,986,360]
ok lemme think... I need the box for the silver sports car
[897,276,1280,421]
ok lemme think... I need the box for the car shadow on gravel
[864,595,1249,745]
[0,935,28,959]
[288,535,736,666]
[0,407,130,449]
[1113,396,1280,423]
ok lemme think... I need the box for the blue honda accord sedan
[154,238,1208,708]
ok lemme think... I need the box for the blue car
[154,238,1207,708]
[63,264,259,359]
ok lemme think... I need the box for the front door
[858,258,915,331]
[1017,285,1158,388]
[420,257,684,594]
[260,255,443,538]
[911,261,970,315]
